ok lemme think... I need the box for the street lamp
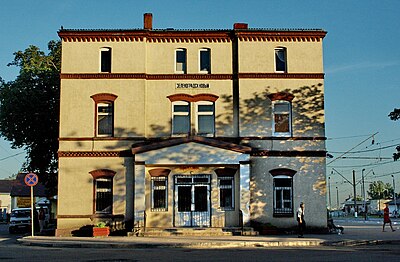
[392,175,397,217]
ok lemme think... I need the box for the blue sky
[0,0,399,204]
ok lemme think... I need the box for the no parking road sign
[24,172,39,187]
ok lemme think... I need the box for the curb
[17,237,400,249]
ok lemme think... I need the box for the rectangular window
[196,102,215,136]
[101,48,112,73]
[172,101,190,135]
[218,177,234,210]
[199,48,211,73]
[275,48,287,73]
[273,177,293,216]
[95,177,113,214]
[176,49,187,73]
[273,101,292,136]
[97,102,113,137]
[151,177,167,211]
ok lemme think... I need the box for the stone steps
[129,227,258,237]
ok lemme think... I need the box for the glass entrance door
[174,175,210,227]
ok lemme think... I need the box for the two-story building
[56,13,327,236]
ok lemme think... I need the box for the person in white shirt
[297,202,305,238]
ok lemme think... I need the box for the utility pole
[336,186,339,210]
[392,175,397,218]
[328,176,331,210]
[353,170,357,217]
[362,169,366,220]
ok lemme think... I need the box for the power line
[327,132,378,166]
[0,152,25,162]
[328,143,399,154]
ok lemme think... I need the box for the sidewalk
[18,220,400,249]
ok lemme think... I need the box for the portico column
[134,161,146,228]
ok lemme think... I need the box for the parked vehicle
[8,208,31,233]
[8,207,50,234]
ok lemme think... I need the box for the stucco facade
[56,14,327,236]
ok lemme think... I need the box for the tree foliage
[388,108,400,161]
[367,181,393,200]
[0,40,60,196]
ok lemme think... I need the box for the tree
[0,40,60,196]
[388,108,400,161]
[367,181,393,200]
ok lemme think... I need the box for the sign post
[24,172,38,237]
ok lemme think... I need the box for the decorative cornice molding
[58,151,132,158]
[90,93,118,102]
[267,92,295,102]
[89,169,116,179]
[238,73,324,79]
[236,31,327,42]
[251,150,327,157]
[167,93,219,102]
[60,73,323,80]
[58,29,326,43]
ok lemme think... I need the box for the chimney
[233,23,248,30]
[144,13,153,30]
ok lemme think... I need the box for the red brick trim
[267,92,295,102]
[58,151,130,157]
[60,73,323,80]
[236,31,327,42]
[167,93,219,102]
[238,73,324,79]
[148,168,171,177]
[269,168,297,177]
[89,169,116,179]
[90,93,118,102]
[251,150,327,157]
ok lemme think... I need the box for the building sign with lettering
[176,83,210,89]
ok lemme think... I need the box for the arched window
[100,47,112,73]
[270,168,296,217]
[272,100,292,137]
[91,93,117,137]
[89,169,116,214]
[175,48,187,74]
[275,47,287,73]
[199,48,211,73]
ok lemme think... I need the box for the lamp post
[392,175,397,218]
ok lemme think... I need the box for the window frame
[273,175,293,217]
[100,47,112,73]
[274,47,287,73]
[96,102,114,137]
[175,48,187,74]
[151,176,168,212]
[195,101,215,136]
[94,177,113,214]
[218,176,234,211]
[199,48,211,74]
[272,100,292,137]
[171,101,191,136]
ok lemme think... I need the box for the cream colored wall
[250,156,327,228]
[239,41,324,73]
[57,157,130,229]
[0,193,11,212]
[239,79,325,137]
[61,41,146,73]
[59,79,146,138]
[146,42,232,74]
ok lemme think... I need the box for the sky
[0,0,399,206]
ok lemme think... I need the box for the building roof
[10,173,46,197]
[0,179,15,193]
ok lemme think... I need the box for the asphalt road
[1,223,400,262]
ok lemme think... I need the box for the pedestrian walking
[297,202,306,238]
[38,207,45,233]
[382,203,395,232]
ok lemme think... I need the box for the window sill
[273,212,294,218]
